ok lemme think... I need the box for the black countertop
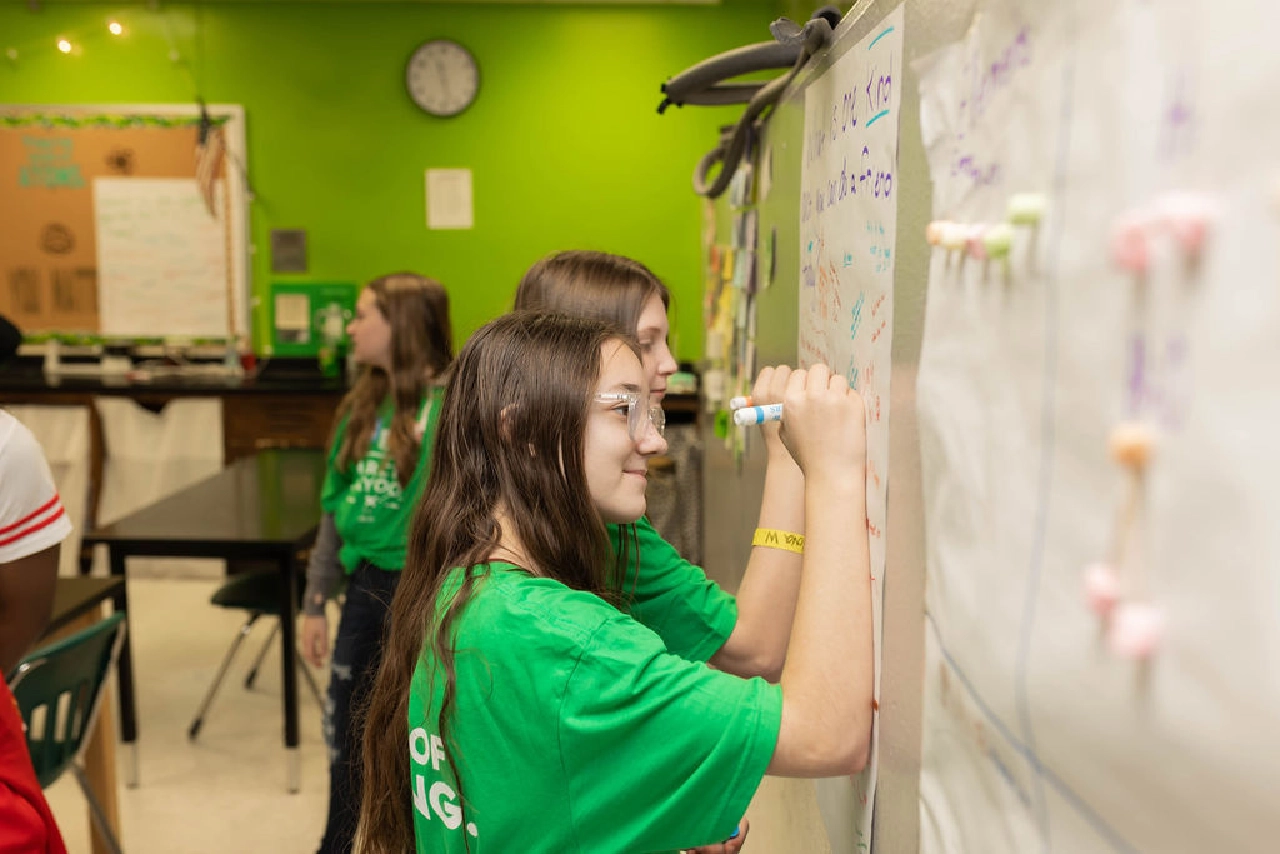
[0,361,347,397]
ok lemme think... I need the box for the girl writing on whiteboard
[515,250,868,851]
[300,272,453,854]
[514,251,823,683]
[359,311,873,853]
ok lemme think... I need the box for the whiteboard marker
[728,395,753,410]
[733,403,782,426]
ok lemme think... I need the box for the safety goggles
[595,392,666,441]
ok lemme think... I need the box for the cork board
[0,106,248,337]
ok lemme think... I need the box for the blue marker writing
[733,403,783,426]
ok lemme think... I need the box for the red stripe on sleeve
[0,494,61,537]
[0,506,67,549]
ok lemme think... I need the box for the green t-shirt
[320,388,443,572]
[609,516,738,663]
[409,563,782,853]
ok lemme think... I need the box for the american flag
[195,107,225,217]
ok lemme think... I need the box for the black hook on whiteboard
[657,7,842,199]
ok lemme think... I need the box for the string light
[108,21,123,36]
[56,38,72,54]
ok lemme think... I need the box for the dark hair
[0,314,20,365]
[514,250,670,339]
[357,311,638,854]
[333,272,453,486]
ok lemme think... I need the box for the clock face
[406,40,479,117]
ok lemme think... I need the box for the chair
[187,570,324,741]
[9,613,127,854]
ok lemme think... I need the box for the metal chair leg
[244,621,280,690]
[72,764,125,854]
[188,613,261,741]
[296,650,324,707]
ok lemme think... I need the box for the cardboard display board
[0,107,247,338]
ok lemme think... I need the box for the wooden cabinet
[222,394,342,463]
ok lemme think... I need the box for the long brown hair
[514,250,670,337]
[358,312,638,854]
[514,250,656,607]
[334,272,453,486]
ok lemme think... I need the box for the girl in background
[300,272,453,854]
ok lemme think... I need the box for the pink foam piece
[965,226,988,260]
[1083,562,1120,615]
[1153,192,1220,256]
[1111,212,1151,274]
[1109,602,1165,658]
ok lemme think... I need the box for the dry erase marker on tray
[729,396,753,410]
[733,403,782,426]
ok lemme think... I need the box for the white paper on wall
[798,5,904,849]
[915,2,1280,852]
[94,178,230,338]
[426,168,473,230]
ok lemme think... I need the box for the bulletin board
[914,0,1280,851]
[0,104,248,339]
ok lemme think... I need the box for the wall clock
[406,39,480,118]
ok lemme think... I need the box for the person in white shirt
[0,410,74,674]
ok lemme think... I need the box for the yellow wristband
[752,528,805,554]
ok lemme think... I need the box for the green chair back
[8,613,126,788]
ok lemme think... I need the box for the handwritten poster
[916,1,1280,852]
[94,177,229,337]
[798,5,904,848]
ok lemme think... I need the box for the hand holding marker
[730,396,784,426]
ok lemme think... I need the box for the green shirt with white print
[320,388,443,573]
[408,562,781,853]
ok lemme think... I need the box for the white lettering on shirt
[409,727,431,766]
[431,781,463,829]
[410,728,478,838]
[430,733,446,772]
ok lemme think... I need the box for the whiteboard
[915,1,1280,852]
[798,5,905,849]
[94,177,230,338]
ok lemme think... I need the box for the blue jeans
[316,562,400,854]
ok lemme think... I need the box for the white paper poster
[916,2,1280,852]
[798,5,904,849]
[426,168,473,230]
[94,177,229,338]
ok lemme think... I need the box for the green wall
[0,1,782,359]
